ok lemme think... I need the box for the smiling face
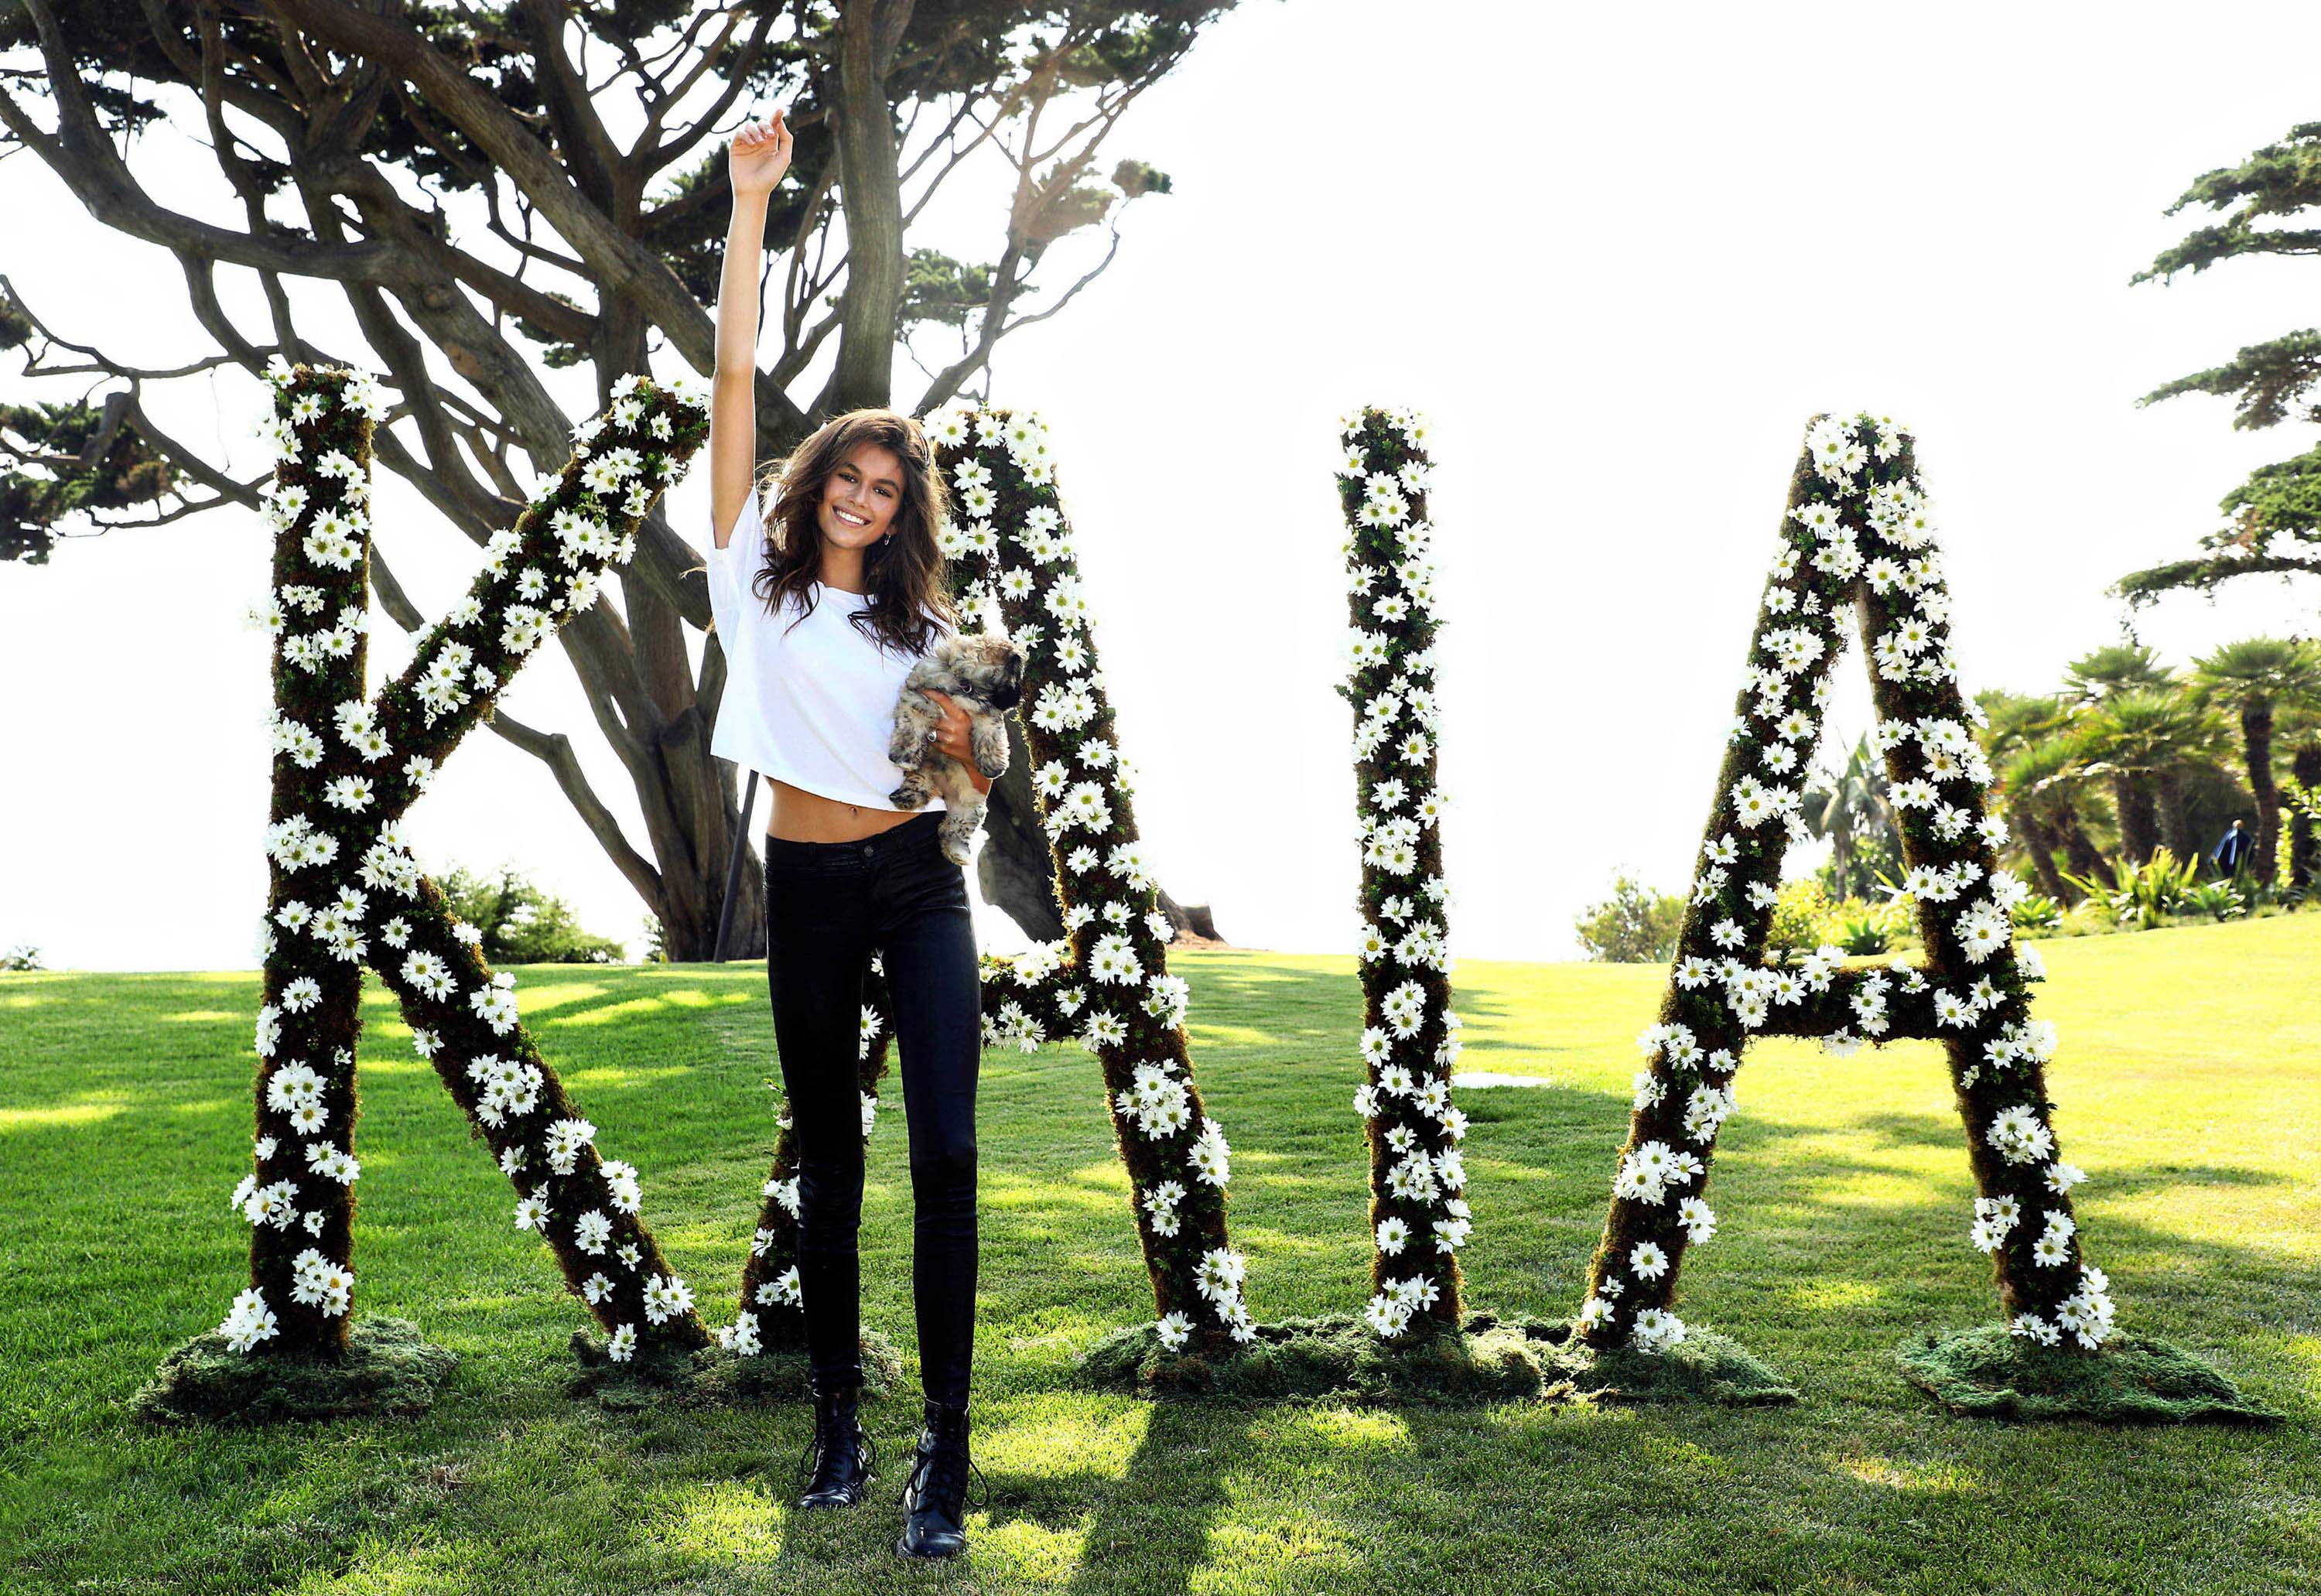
[763,410,955,643]
[818,443,905,550]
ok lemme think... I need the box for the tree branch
[259,0,805,443]
[2,2,413,286]
[370,543,663,904]
[634,7,779,173]
[126,400,271,511]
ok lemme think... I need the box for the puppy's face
[946,632,1027,712]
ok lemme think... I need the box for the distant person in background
[2211,819,2254,875]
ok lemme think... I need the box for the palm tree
[1980,689,2090,900]
[2281,702,2321,890]
[2046,763,2115,882]
[1803,734,1900,898]
[2064,643,2172,703]
[2074,690,2225,865]
[1999,736,2106,901]
[2192,637,2321,880]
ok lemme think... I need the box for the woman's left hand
[923,689,992,796]
[923,689,972,764]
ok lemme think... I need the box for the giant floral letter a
[1572,412,2111,1365]
[222,362,712,1366]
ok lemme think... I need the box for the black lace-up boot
[894,1396,987,1558]
[794,1372,875,1509]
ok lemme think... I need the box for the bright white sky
[3,0,2317,971]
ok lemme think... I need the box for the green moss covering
[133,1316,456,1425]
[1895,1324,2283,1424]
[566,1325,903,1411]
[1539,1321,1800,1406]
[1076,1311,1579,1405]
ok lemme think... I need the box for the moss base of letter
[1078,1312,1600,1406]
[1895,1325,2280,1424]
[134,1317,456,1426]
[566,1325,903,1410]
[1540,1321,1799,1406]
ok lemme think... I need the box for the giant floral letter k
[224,361,713,1364]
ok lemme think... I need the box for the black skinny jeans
[763,807,981,1410]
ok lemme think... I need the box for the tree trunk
[2113,773,2158,866]
[2241,702,2279,882]
[1156,887,1227,945]
[972,719,1067,942]
[674,769,765,961]
[2055,803,2109,888]
[2155,768,2193,863]
[825,0,911,412]
[2008,802,2070,901]
[2291,742,2321,890]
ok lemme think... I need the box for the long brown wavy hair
[748,408,958,657]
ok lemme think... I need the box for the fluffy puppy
[887,630,1028,863]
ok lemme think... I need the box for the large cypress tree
[0,0,1236,956]
[2121,123,2321,613]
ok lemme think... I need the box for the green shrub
[1819,897,1913,955]
[438,863,624,964]
[1574,872,1685,962]
[2065,848,2203,931]
[1813,829,1900,904]
[2056,899,2123,938]
[1766,877,1833,953]
[2012,894,2063,934]
[2180,881,2248,922]
[0,942,42,972]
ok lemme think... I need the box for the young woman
[704,108,990,1560]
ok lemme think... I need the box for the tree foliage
[1573,873,1684,964]
[2121,122,2321,609]
[0,0,1243,955]
[0,387,178,563]
[1801,733,1900,900]
[436,862,627,965]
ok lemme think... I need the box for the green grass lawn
[2,916,2316,1595]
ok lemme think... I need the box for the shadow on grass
[1842,1111,2292,1196]
[6,960,2316,1594]
[1057,1403,1256,1596]
[1611,1100,2319,1416]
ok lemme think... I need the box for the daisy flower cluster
[224,362,713,1362]
[1333,405,1470,1341]
[730,951,894,1349]
[1577,412,2111,1356]
[923,402,1256,1355]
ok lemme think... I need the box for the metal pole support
[709,768,759,964]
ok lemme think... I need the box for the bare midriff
[765,775,921,843]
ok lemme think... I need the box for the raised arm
[710,110,794,549]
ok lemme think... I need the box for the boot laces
[899,1423,988,1516]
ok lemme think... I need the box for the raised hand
[729,109,793,200]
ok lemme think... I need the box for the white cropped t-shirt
[702,487,953,812]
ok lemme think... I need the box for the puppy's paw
[888,785,927,810]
